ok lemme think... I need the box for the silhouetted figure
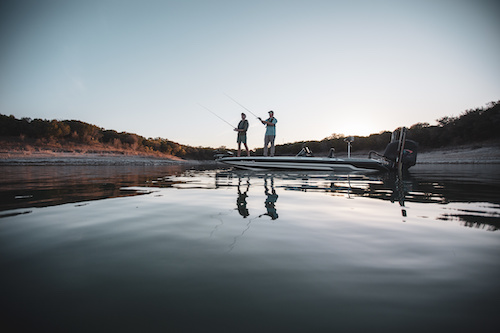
[258,110,277,156]
[234,113,250,157]
[236,177,250,218]
[260,176,278,220]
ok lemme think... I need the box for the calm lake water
[1,162,499,332]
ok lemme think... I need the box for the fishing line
[223,93,261,119]
[198,103,235,129]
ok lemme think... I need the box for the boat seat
[296,147,313,157]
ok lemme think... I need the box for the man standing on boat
[259,110,277,157]
[234,113,250,157]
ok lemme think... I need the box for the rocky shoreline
[416,145,500,164]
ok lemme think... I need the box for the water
[1,163,499,332]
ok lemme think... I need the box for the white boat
[216,130,418,173]
[217,155,390,172]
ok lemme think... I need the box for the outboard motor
[369,127,418,170]
[382,140,418,169]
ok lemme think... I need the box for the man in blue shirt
[259,110,277,157]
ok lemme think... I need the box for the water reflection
[0,164,206,212]
[261,176,279,220]
[234,174,279,220]
[236,176,250,218]
[1,164,499,231]
[214,168,500,231]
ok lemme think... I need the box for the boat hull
[217,156,390,173]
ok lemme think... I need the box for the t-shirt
[265,117,277,136]
[237,119,249,132]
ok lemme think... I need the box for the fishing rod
[224,93,261,120]
[198,103,235,129]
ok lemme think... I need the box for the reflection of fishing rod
[198,103,235,129]
[224,93,261,120]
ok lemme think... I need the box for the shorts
[237,133,247,144]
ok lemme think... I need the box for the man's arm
[260,118,276,126]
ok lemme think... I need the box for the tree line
[259,100,500,156]
[0,116,215,159]
[1,100,498,159]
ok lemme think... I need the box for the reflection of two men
[235,175,279,220]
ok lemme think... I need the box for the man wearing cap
[259,110,277,157]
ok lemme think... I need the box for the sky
[1,0,499,149]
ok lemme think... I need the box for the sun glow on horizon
[326,119,389,139]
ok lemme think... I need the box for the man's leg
[269,136,275,156]
[264,136,270,156]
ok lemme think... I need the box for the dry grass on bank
[0,138,182,161]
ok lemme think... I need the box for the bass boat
[216,129,418,173]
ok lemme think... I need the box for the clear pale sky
[1,0,499,149]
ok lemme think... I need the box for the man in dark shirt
[235,113,250,156]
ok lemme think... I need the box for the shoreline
[350,143,500,164]
[413,145,500,164]
[1,143,499,165]
[0,150,205,166]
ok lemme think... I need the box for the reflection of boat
[216,128,418,173]
[214,168,500,231]
[215,169,414,204]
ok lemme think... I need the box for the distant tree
[102,130,120,143]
